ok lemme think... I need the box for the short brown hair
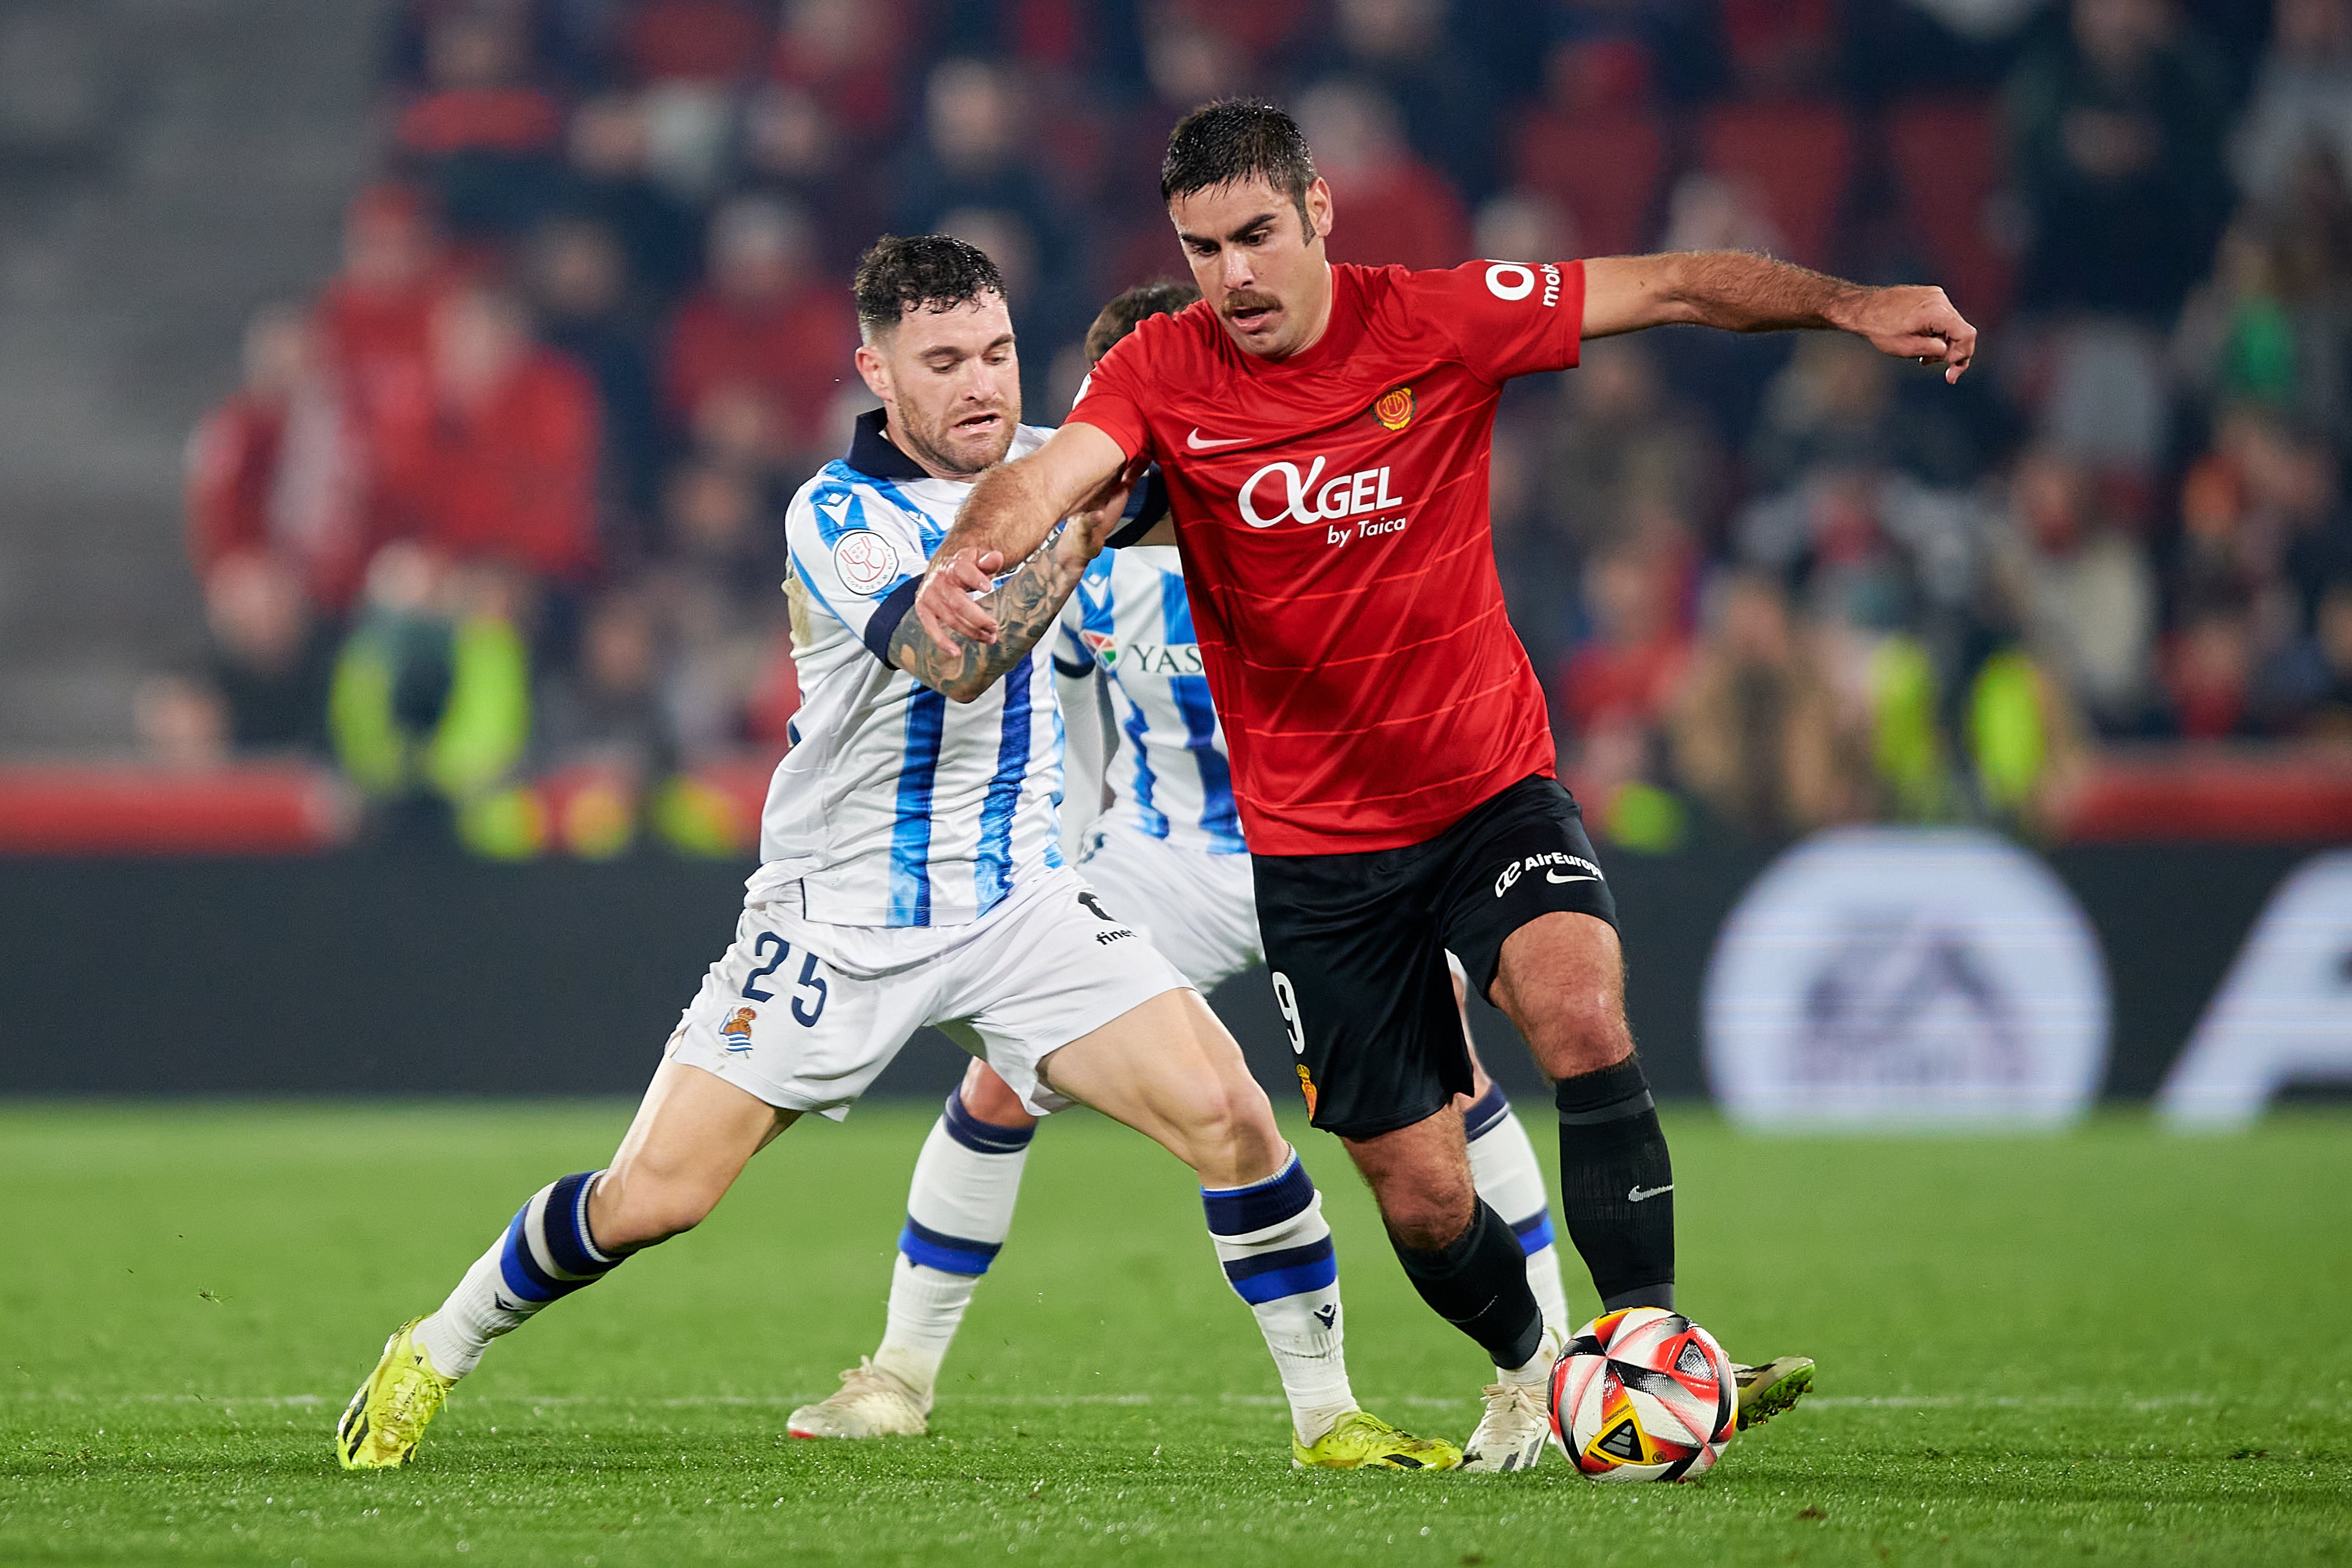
[850,233,1005,339]
[1161,99,1318,236]
[1085,280,1201,365]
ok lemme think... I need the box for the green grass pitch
[5,1101,2350,1566]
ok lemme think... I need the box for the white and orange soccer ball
[1548,1307,1737,1482]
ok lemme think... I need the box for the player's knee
[1175,1076,1248,1151]
[1175,1072,1282,1174]
[1522,990,1634,1080]
[956,1061,1037,1129]
[1375,1175,1476,1252]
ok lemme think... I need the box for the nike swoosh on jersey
[1186,428,1250,449]
[1546,870,1599,884]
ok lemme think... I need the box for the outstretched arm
[914,421,1133,659]
[1582,252,1977,383]
[889,517,1098,703]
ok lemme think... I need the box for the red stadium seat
[1511,109,1668,259]
[1698,102,1855,268]
[1886,96,2014,326]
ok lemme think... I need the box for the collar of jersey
[843,408,933,483]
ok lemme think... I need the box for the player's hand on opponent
[917,549,1007,655]
[914,458,1144,657]
[1838,284,1977,384]
[1073,455,1152,554]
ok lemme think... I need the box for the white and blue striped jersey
[1054,544,1245,856]
[751,409,1064,928]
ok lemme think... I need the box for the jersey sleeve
[1054,557,1116,678]
[784,477,928,666]
[1099,463,1170,550]
[1415,258,1586,385]
[1052,595,1095,678]
[1063,335,1155,462]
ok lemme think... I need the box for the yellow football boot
[1732,1355,1816,1431]
[1292,1409,1462,1470]
[336,1318,457,1470]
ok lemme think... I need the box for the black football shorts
[1251,774,1618,1140]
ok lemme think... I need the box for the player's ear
[1302,178,1333,250]
[853,339,891,402]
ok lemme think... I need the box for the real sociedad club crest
[720,1007,757,1055]
[1374,385,1414,432]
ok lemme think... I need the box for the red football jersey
[1068,259,1585,854]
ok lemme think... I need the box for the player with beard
[335,235,1455,1474]
[912,101,1979,1471]
[787,280,1573,1444]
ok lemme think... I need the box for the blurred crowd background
[149,0,2352,856]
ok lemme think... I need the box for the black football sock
[1555,1057,1676,1310]
[1388,1199,1547,1370]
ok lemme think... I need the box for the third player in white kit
[789,284,1572,1443]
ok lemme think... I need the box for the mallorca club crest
[720,1007,757,1055]
[1373,385,1414,432]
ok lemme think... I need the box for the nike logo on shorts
[1628,1183,1673,1203]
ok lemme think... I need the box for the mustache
[1221,290,1279,316]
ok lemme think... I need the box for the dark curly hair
[1160,99,1318,238]
[851,234,1007,339]
[1085,279,1200,365]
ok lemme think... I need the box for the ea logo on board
[1702,828,2110,1127]
[2160,851,2352,1127]
[831,530,899,596]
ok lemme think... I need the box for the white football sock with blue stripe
[873,1091,1035,1397]
[413,1170,623,1379]
[1203,1150,1356,1444]
[1465,1083,1572,1337]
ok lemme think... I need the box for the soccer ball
[1548,1307,1736,1482]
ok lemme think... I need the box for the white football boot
[1458,1328,1561,1473]
[786,1358,930,1439]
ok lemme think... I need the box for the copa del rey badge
[1374,385,1414,431]
[831,529,900,596]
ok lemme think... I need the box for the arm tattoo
[890,520,1090,700]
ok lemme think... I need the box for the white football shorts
[1075,822,1474,1001]
[666,864,1188,1119]
[1075,823,1262,993]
